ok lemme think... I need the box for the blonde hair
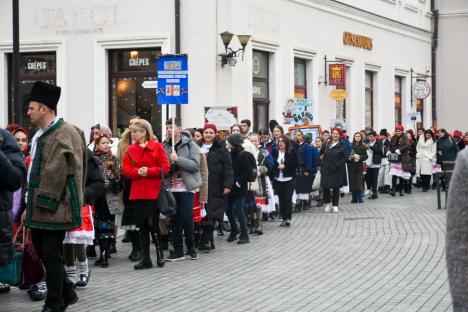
[129,119,154,142]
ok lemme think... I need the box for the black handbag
[388,153,401,163]
[156,170,177,216]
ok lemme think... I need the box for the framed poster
[283,98,314,125]
[288,125,322,143]
[204,106,238,130]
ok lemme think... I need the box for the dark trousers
[31,229,75,310]
[171,192,195,257]
[366,167,380,195]
[275,179,295,221]
[226,197,247,237]
[420,174,431,191]
[323,188,340,206]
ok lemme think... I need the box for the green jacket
[25,119,86,230]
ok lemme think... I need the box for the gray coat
[446,148,468,311]
[163,135,202,192]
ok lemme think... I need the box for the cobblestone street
[2,191,452,312]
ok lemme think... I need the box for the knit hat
[453,130,462,138]
[203,123,218,133]
[227,133,244,146]
[395,125,404,131]
[379,129,388,137]
[28,81,61,111]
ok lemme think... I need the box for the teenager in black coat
[271,135,299,226]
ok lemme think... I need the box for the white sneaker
[324,203,332,213]
[364,190,372,195]
[333,206,339,213]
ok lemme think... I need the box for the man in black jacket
[0,128,27,293]
[365,131,384,199]
[225,133,253,244]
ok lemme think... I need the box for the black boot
[128,231,142,262]
[134,230,152,270]
[94,237,109,268]
[121,230,131,243]
[153,232,165,268]
[405,180,412,194]
[216,222,224,236]
[198,226,211,253]
[249,219,255,235]
[399,182,404,196]
[256,219,264,235]
[86,244,97,258]
[161,234,169,250]
[109,237,117,254]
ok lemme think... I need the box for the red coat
[122,140,170,200]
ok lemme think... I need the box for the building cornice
[289,0,432,43]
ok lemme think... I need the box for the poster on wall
[204,106,238,130]
[288,125,322,143]
[283,98,314,125]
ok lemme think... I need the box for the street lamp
[219,31,251,67]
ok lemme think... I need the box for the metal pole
[410,68,413,109]
[12,0,20,120]
[175,0,181,120]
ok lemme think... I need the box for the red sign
[329,64,346,86]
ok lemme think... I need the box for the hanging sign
[330,89,348,100]
[412,80,431,99]
[328,64,346,86]
[156,54,188,104]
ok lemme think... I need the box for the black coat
[84,149,104,205]
[229,145,253,199]
[205,140,234,221]
[320,140,348,189]
[271,147,299,179]
[0,129,27,266]
[347,142,368,193]
[369,140,384,165]
[389,134,412,172]
[437,136,459,163]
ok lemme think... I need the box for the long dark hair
[424,129,434,142]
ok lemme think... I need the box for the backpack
[241,151,258,182]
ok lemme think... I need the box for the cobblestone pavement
[2,191,453,312]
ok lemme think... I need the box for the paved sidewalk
[2,191,453,312]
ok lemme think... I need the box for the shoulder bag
[156,170,177,217]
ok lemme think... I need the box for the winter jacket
[367,140,384,166]
[163,135,202,192]
[446,148,468,311]
[0,129,27,266]
[320,140,348,189]
[25,119,87,231]
[437,136,459,163]
[271,147,299,180]
[122,140,170,200]
[389,134,412,172]
[205,140,234,220]
[416,136,436,176]
[198,153,209,203]
[295,142,318,174]
[85,149,104,205]
[229,145,253,198]
[347,142,368,193]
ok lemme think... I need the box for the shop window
[294,58,307,99]
[252,50,270,132]
[7,52,57,132]
[395,76,402,126]
[365,71,374,129]
[109,49,161,137]
[417,99,424,129]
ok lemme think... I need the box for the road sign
[330,89,348,100]
[157,54,188,104]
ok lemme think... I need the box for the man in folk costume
[24,82,86,312]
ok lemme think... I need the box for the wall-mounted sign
[343,32,373,50]
[204,106,238,130]
[412,80,431,99]
[330,89,348,100]
[328,64,346,86]
[157,54,188,105]
[129,57,150,67]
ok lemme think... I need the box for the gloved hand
[396,149,401,155]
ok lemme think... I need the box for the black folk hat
[28,81,61,112]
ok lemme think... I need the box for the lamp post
[219,31,251,67]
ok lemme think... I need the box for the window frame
[294,58,307,99]
[252,50,270,132]
[395,76,403,126]
[365,71,374,129]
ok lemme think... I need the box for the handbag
[312,170,321,190]
[0,226,23,285]
[388,153,401,163]
[20,227,44,288]
[156,170,177,217]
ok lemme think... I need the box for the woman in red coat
[122,119,170,270]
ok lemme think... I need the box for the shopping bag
[0,227,23,285]
[312,170,321,190]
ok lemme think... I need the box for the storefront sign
[329,89,348,100]
[204,106,238,130]
[129,58,150,67]
[27,61,47,70]
[412,80,431,99]
[157,54,188,105]
[328,64,346,86]
[283,98,314,125]
[343,32,373,50]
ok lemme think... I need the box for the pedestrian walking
[416,130,436,192]
[388,125,412,196]
[364,131,384,199]
[24,81,86,312]
[348,132,368,203]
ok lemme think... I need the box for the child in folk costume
[93,134,124,267]
[293,131,318,211]
[249,133,273,235]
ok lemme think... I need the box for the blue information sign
[157,54,188,105]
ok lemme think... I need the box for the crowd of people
[0,81,467,312]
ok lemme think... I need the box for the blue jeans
[226,197,248,238]
[170,192,195,257]
[352,191,363,200]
